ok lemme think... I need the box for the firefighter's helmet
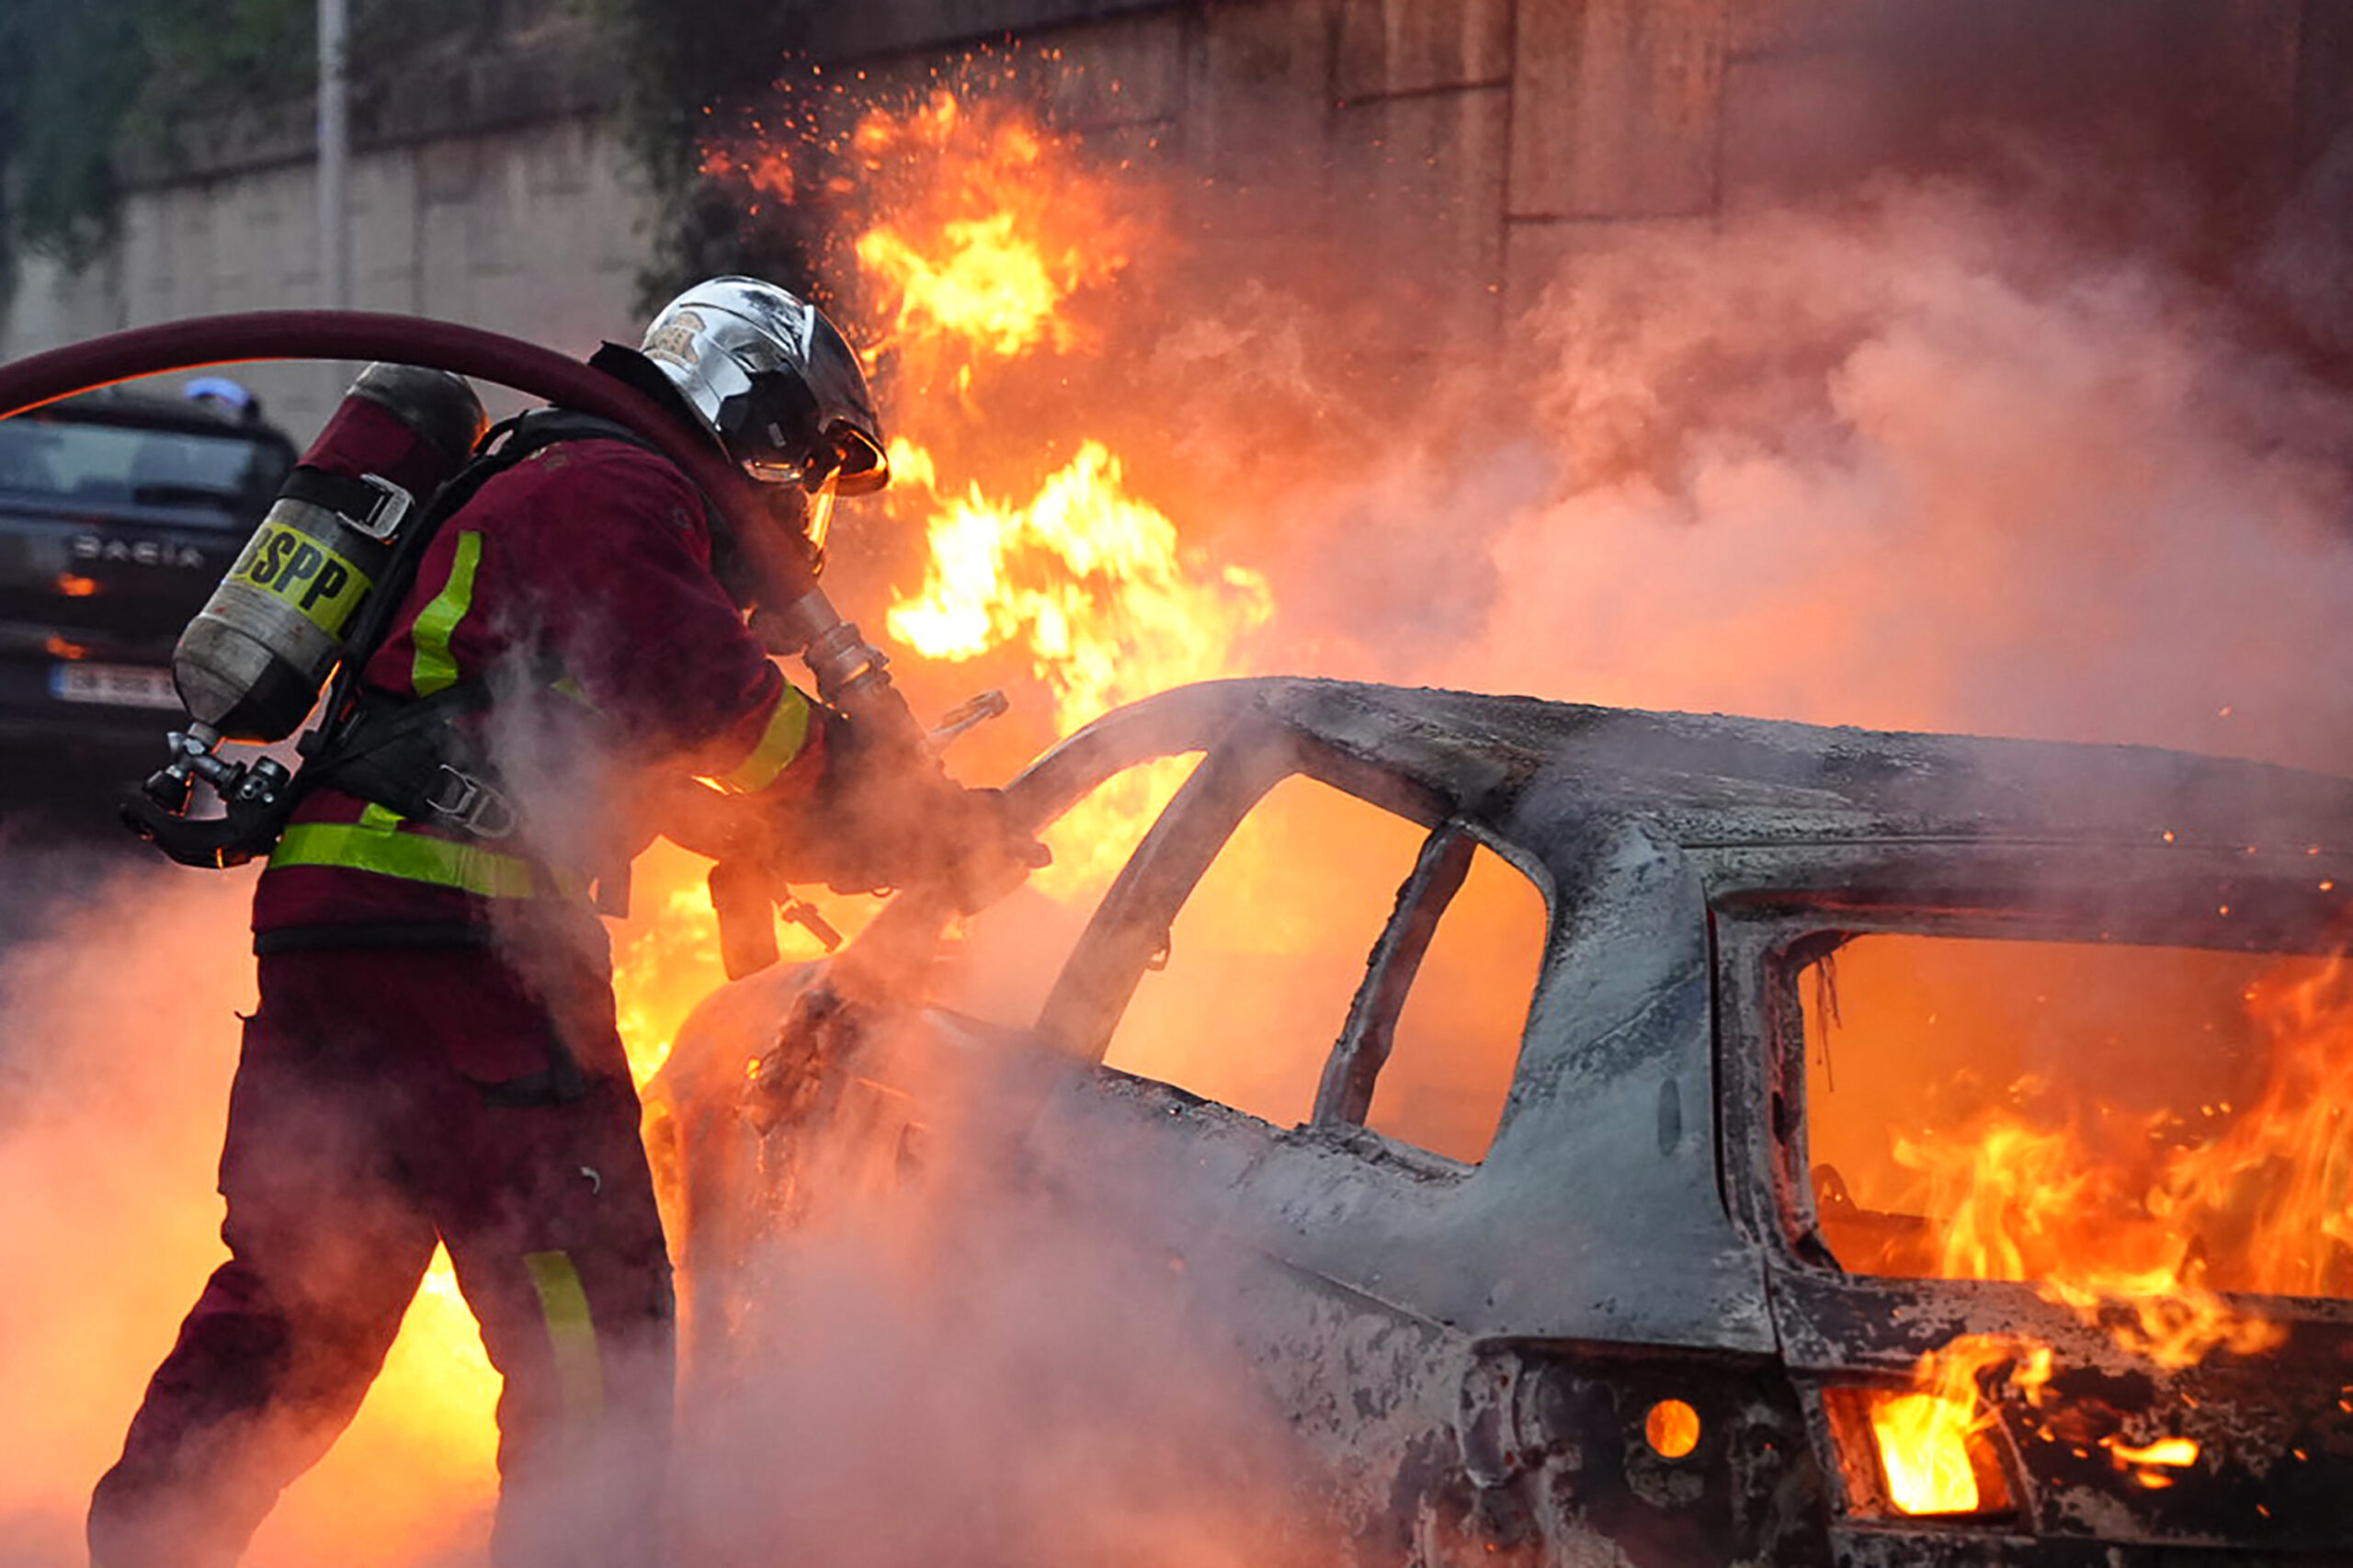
[639,278,888,557]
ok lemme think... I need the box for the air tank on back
[176,362,486,740]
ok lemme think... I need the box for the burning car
[649,676,2353,1566]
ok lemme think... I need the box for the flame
[699,143,794,205]
[373,1250,498,1460]
[2107,1434,2200,1466]
[849,91,1131,366]
[2157,952,2353,1298]
[883,437,1267,893]
[1871,1393,1982,1514]
[849,97,1267,897]
[1889,1110,2290,1369]
[886,438,1272,729]
[1813,937,2353,1510]
[831,94,1269,896]
[1869,1334,2027,1515]
[1808,935,2353,1368]
[610,836,870,1089]
[2103,1433,2202,1490]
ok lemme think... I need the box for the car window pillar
[1312,822,1476,1129]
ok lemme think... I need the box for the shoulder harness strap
[291,408,673,838]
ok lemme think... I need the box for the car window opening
[1100,772,1546,1162]
[1796,931,2353,1303]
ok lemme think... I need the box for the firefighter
[89,278,964,1567]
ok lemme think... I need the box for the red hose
[0,309,813,608]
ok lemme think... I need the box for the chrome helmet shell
[639,278,890,515]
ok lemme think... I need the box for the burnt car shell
[653,677,2353,1567]
[0,389,293,770]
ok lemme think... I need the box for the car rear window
[1798,931,2352,1304]
[0,415,287,520]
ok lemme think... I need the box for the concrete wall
[0,18,653,442]
[781,0,2353,347]
[10,0,2351,439]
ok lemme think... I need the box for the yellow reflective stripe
[410,531,483,697]
[707,684,815,794]
[523,1249,606,1426]
[269,819,539,897]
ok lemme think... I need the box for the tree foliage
[0,0,824,311]
[582,0,825,308]
[0,0,162,288]
[0,0,482,300]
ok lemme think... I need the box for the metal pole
[316,0,351,412]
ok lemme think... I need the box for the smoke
[644,73,2353,1559]
[667,1077,1334,1568]
[0,859,496,1567]
[0,849,1324,1568]
[0,859,244,1566]
[1193,175,2353,778]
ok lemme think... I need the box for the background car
[0,385,295,812]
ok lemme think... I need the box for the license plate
[50,661,183,710]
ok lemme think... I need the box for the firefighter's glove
[780,707,1049,908]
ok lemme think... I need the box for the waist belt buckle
[423,765,519,840]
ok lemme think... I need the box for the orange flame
[699,143,795,205]
[2156,952,2353,1299]
[1808,935,2353,1368]
[1867,1334,2046,1515]
[1890,1108,2289,1369]
[883,437,1267,892]
[885,437,1272,733]
[849,91,1131,366]
[609,838,873,1090]
[2105,1432,2201,1488]
[840,92,1265,894]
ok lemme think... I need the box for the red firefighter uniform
[89,434,823,1568]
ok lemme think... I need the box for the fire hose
[0,311,1010,973]
[0,311,899,710]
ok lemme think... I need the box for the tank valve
[142,722,289,813]
[130,724,296,868]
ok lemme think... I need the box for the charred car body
[0,388,294,778]
[653,676,2353,1567]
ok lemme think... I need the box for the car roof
[17,387,291,444]
[1120,677,2353,856]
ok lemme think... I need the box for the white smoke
[0,861,498,1567]
[1247,179,2353,774]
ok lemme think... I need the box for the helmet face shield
[739,452,840,559]
[802,483,836,560]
